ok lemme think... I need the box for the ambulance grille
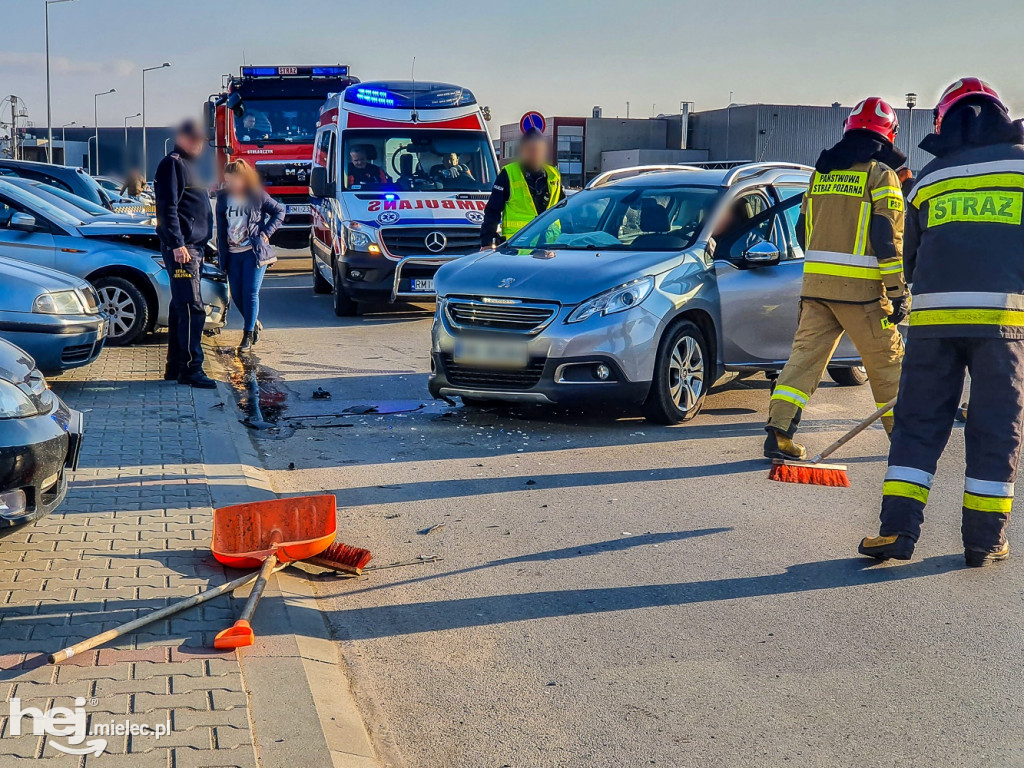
[381,227,481,257]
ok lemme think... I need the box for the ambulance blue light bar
[345,81,477,110]
[242,65,350,78]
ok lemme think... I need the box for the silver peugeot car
[429,162,866,424]
[0,179,227,346]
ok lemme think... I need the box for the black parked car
[0,159,136,214]
[0,337,82,530]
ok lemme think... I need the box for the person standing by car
[859,79,1024,566]
[763,97,909,461]
[216,159,284,353]
[154,119,215,389]
[121,169,147,199]
[480,128,563,248]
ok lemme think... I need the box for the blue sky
[3,0,1023,134]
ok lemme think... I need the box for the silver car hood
[0,257,87,292]
[435,247,696,304]
[76,221,157,236]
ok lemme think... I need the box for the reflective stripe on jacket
[501,162,561,238]
[800,160,905,303]
[904,145,1024,339]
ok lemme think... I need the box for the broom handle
[48,564,287,664]
[810,397,897,463]
[238,553,278,623]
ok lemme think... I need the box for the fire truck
[206,65,359,245]
[308,80,497,315]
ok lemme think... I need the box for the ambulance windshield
[342,130,497,192]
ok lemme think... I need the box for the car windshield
[23,182,109,217]
[3,184,86,227]
[505,184,720,252]
[341,129,496,192]
[234,99,322,144]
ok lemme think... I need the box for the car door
[0,194,57,269]
[714,193,805,367]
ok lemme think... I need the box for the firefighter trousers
[767,299,904,437]
[878,336,1024,553]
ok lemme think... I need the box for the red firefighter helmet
[844,97,900,144]
[934,78,1006,133]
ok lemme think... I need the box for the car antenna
[411,57,419,123]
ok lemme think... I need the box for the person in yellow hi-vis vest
[764,97,910,461]
[480,128,564,248]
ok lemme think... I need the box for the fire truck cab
[309,80,497,316]
[207,65,359,247]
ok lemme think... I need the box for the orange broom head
[214,619,255,650]
[768,460,851,487]
[305,541,373,574]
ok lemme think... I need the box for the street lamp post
[45,0,77,164]
[905,92,918,170]
[93,88,115,174]
[141,62,170,177]
[123,112,141,171]
[60,120,75,164]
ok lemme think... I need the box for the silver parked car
[0,179,227,346]
[430,162,865,424]
[0,257,106,374]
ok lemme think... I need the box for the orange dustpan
[212,495,336,649]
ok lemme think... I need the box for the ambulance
[309,81,498,315]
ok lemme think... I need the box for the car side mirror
[10,212,37,232]
[309,166,333,199]
[743,239,781,267]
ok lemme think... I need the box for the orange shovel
[212,495,337,649]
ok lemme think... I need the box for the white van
[309,80,498,315]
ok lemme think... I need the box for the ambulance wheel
[644,320,708,424]
[828,365,869,386]
[332,259,358,317]
[313,257,332,294]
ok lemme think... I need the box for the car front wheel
[828,365,869,386]
[643,320,709,424]
[313,248,332,294]
[95,276,150,346]
[332,258,358,317]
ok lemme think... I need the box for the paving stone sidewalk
[0,342,257,766]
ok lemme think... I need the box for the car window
[21,170,73,193]
[718,194,803,263]
[0,186,84,229]
[507,185,720,252]
[0,196,54,234]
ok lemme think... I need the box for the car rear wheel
[828,365,869,386]
[332,258,358,317]
[95,276,149,346]
[313,249,332,294]
[643,320,708,424]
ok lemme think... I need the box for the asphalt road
[223,252,1024,768]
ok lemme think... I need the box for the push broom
[768,396,896,487]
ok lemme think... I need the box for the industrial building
[499,101,935,187]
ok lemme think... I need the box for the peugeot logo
[424,231,447,253]
[497,277,516,289]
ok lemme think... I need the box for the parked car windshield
[0,183,86,228]
[506,185,721,251]
[15,180,110,218]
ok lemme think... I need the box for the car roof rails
[723,162,814,186]
[584,165,705,190]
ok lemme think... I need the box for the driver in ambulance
[347,146,389,187]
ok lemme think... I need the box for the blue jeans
[226,249,268,332]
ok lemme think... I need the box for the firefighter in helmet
[763,97,909,460]
[859,79,1024,567]
[480,128,564,248]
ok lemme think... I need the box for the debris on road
[419,523,446,536]
[312,386,332,400]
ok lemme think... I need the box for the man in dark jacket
[480,128,564,248]
[859,78,1024,567]
[154,120,215,388]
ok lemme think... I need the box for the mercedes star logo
[424,231,448,253]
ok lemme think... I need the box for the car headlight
[33,290,86,315]
[0,380,39,419]
[344,223,382,255]
[565,277,655,324]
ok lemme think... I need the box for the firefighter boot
[965,541,1009,568]
[763,429,806,461]
[858,534,916,561]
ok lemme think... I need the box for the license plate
[411,279,435,293]
[287,204,311,215]
[454,338,529,368]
